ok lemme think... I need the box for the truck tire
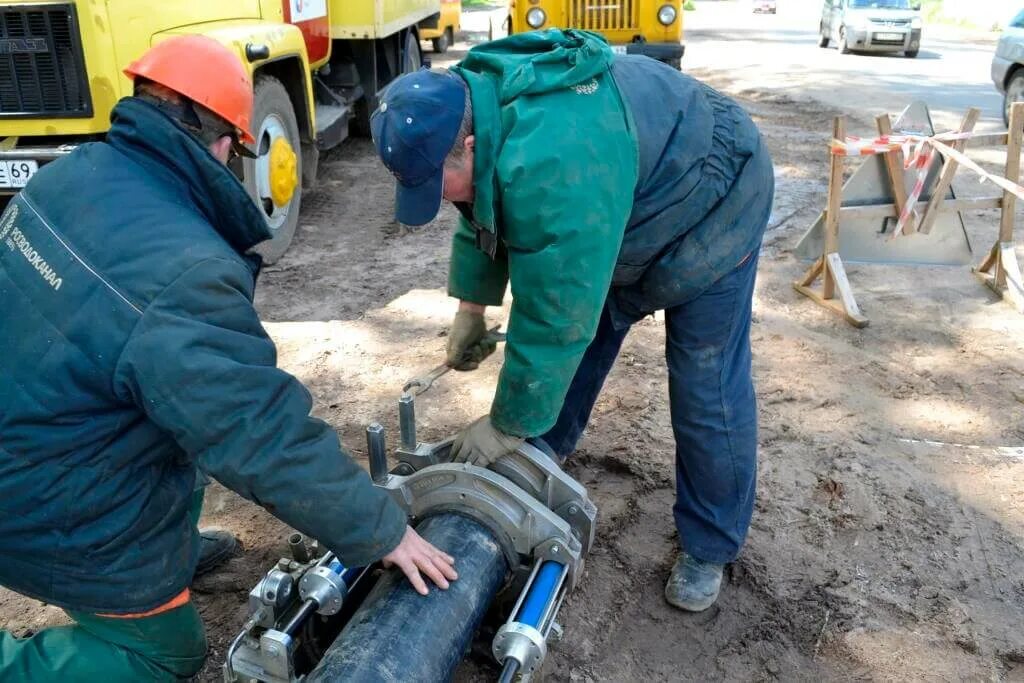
[904,49,918,58]
[245,76,302,265]
[432,27,451,53]
[818,24,829,47]
[404,29,422,73]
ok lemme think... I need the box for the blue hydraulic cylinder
[515,560,565,629]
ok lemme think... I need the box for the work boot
[664,552,724,612]
[194,529,239,578]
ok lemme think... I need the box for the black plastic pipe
[306,513,509,683]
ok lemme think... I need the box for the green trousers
[0,490,208,682]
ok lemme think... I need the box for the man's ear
[465,135,475,153]
[208,136,233,164]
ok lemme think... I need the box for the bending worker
[372,29,773,612]
[0,36,455,681]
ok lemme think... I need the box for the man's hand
[381,525,459,596]
[446,305,497,371]
[450,415,524,467]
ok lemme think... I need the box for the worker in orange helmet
[0,35,455,681]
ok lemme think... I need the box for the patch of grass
[919,0,1003,32]
[683,0,696,10]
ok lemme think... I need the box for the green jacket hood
[451,29,614,241]
[457,29,613,102]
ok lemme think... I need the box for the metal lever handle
[366,423,388,484]
[399,393,417,451]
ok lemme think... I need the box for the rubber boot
[194,530,238,577]
[664,552,724,612]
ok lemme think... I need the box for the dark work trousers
[536,250,760,564]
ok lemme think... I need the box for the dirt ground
[4,37,1024,683]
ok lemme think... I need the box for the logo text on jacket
[1,205,63,291]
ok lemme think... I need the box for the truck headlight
[657,4,677,25]
[526,7,547,28]
[910,17,922,29]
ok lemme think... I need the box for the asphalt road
[681,0,1006,131]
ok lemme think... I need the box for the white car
[819,0,923,58]
[992,9,1024,126]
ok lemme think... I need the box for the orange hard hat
[124,35,255,143]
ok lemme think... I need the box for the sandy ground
[4,24,1024,683]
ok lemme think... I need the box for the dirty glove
[450,415,524,467]
[446,311,497,370]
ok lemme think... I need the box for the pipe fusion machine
[225,389,597,682]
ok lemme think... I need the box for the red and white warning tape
[830,131,1024,235]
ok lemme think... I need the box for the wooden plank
[839,196,1001,220]
[824,116,846,300]
[965,132,1010,147]
[975,241,999,275]
[794,282,870,328]
[876,113,913,234]
[917,107,981,235]
[796,256,824,288]
[826,253,865,322]
[975,243,1024,314]
[1000,102,1023,243]
[996,243,1024,313]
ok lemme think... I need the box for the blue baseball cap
[371,70,466,226]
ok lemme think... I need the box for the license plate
[611,45,627,55]
[0,160,38,189]
[875,32,904,41]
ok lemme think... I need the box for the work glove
[446,311,498,370]
[450,415,524,468]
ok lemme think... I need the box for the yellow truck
[507,0,684,69]
[0,0,442,262]
[421,0,461,53]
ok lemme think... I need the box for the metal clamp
[249,569,297,629]
[376,463,586,586]
[391,393,598,555]
[490,442,597,555]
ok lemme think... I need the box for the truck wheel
[818,24,829,47]
[904,49,919,58]
[432,27,451,53]
[1006,71,1024,128]
[404,30,422,73]
[245,76,302,265]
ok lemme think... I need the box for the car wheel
[818,23,829,47]
[839,27,850,54]
[1005,71,1024,128]
[246,76,302,265]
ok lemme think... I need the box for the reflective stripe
[96,588,190,619]
[18,193,144,315]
